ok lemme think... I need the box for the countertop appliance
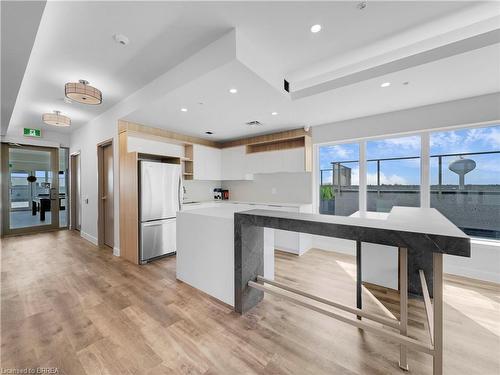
[139,161,182,263]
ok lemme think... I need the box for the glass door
[2,144,60,235]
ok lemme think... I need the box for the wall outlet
[271,187,277,195]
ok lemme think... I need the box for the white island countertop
[183,200,312,208]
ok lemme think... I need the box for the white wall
[311,93,500,284]
[313,92,500,145]
[69,120,118,250]
[222,172,312,203]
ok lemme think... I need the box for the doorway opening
[97,140,114,249]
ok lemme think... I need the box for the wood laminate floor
[1,230,499,374]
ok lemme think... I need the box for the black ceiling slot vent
[284,79,290,92]
[245,120,263,127]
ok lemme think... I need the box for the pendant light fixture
[42,110,71,127]
[65,79,102,105]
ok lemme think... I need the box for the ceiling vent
[245,120,263,127]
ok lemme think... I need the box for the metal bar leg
[433,253,443,375]
[399,247,409,371]
[356,240,362,320]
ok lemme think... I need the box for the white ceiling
[5,1,499,141]
[126,44,500,141]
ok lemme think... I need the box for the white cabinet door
[193,145,221,180]
[246,148,305,174]
[221,146,252,180]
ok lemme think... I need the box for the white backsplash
[183,180,221,202]
[222,172,312,203]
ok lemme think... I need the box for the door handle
[101,196,107,200]
[50,188,58,200]
[143,222,163,227]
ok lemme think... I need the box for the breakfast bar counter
[234,206,470,375]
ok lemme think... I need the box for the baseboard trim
[80,231,98,246]
[113,247,120,257]
[274,246,300,255]
[444,264,500,284]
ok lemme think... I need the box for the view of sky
[319,124,500,186]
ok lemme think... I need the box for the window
[10,171,30,209]
[430,125,500,239]
[319,143,359,216]
[316,125,500,241]
[366,135,421,212]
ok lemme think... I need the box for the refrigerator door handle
[178,176,182,211]
[143,221,163,227]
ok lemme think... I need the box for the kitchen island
[234,206,470,375]
[176,205,274,306]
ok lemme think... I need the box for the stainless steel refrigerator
[139,161,182,263]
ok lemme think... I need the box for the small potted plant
[319,185,335,214]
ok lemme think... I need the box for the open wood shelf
[246,136,305,154]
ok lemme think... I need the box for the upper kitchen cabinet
[192,144,221,180]
[246,147,305,174]
[221,146,253,180]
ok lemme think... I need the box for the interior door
[102,144,114,248]
[1,143,60,235]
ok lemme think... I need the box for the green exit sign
[23,128,41,138]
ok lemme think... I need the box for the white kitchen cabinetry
[192,145,307,181]
[221,146,252,180]
[193,145,221,181]
[246,148,304,174]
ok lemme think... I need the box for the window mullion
[421,132,430,208]
[359,141,367,212]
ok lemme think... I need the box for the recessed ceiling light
[380,82,391,88]
[181,108,188,112]
[113,34,130,46]
[271,112,278,116]
[357,2,367,10]
[205,131,214,135]
[310,24,322,33]
[229,88,238,94]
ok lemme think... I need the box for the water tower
[448,156,476,189]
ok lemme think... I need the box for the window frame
[313,121,499,242]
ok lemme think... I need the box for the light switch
[271,188,277,195]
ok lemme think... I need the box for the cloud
[381,136,420,150]
[477,127,500,148]
[350,168,408,186]
[431,125,500,153]
[430,131,463,151]
[321,145,353,159]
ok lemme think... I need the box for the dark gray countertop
[235,207,470,257]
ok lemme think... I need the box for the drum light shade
[42,110,71,127]
[65,79,102,105]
